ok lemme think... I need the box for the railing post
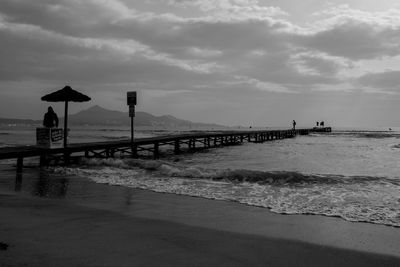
[39,154,46,167]
[174,139,180,155]
[154,142,159,159]
[63,148,71,165]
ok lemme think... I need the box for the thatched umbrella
[41,85,91,147]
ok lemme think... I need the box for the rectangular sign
[127,91,137,106]
[36,128,64,148]
[51,128,63,144]
[36,128,50,146]
[129,106,135,117]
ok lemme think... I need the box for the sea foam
[54,156,400,228]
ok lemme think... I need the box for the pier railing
[0,127,331,173]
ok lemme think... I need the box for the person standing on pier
[292,120,296,130]
[316,121,319,127]
[43,106,59,128]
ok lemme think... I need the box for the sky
[1,0,400,127]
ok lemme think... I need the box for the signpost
[129,106,135,117]
[127,91,137,156]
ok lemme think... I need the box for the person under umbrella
[43,106,59,128]
[41,85,91,147]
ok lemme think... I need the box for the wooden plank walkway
[0,127,331,173]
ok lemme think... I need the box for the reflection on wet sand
[9,168,138,213]
[34,170,69,198]
[15,173,22,192]
[125,189,133,206]
[14,169,69,198]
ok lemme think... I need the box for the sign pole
[131,115,134,147]
[130,115,136,157]
[127,91,137,157]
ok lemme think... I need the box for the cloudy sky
[1,0,400,127]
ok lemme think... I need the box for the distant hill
[0,118,41,126]
[68,105,224,128]
[0,106,225,129]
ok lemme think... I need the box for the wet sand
[1,170,400,266]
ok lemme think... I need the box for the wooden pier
[0,127,331,173]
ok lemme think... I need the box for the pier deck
[0,127,331,172]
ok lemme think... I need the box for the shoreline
[129,187,400,229]
[1,170,400,266]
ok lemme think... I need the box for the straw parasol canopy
[41,85,91,147]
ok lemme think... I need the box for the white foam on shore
[54,157,400,227]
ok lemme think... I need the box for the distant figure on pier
[316,121,319,127]
[292,120,296,130]
[320,121,324,127]
[43,106,59,128]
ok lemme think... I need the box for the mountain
[0,117,41,126]
[67,105,224,128]
[0,106,226,128]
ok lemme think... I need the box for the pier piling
[16,157,23,173]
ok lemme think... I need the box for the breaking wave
[70,158,397,186]
[53,158,400,228]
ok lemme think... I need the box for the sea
[1,125,400,227]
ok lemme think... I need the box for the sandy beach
[1,170,400,266]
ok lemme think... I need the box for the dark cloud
[1,0,400,124]
[0,0,370,88]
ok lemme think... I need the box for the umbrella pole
[64,101,68,148]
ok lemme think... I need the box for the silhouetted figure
[292,120,296,130]
[320,121,324,127]
[43,106,59,128]
[316,121,319,127]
